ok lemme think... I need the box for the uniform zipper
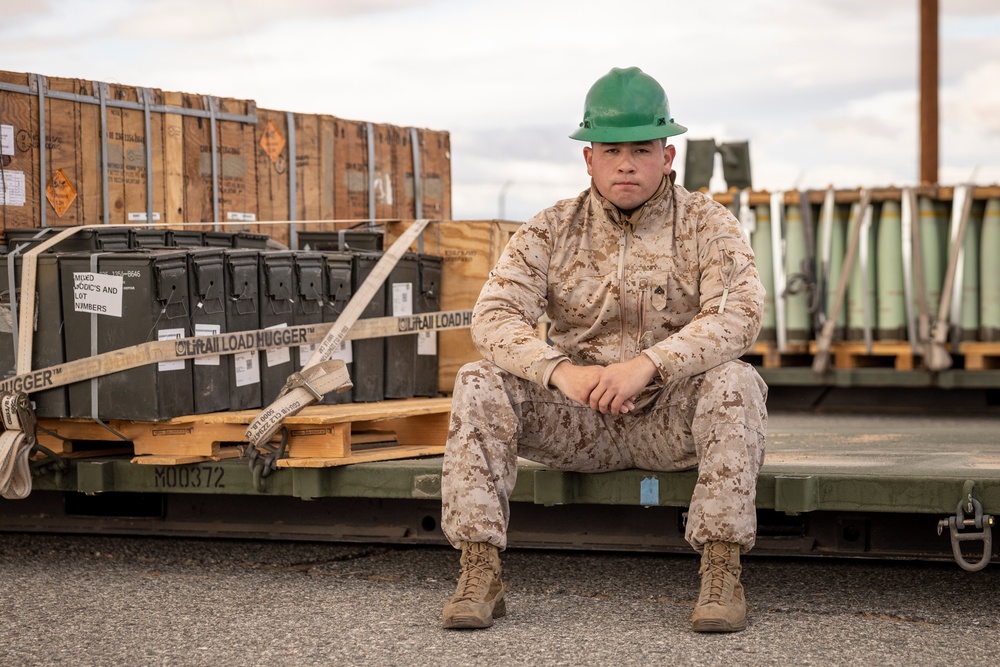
[617,230,629,362]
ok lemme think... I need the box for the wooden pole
[919,0,939,185]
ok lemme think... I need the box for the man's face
[584,140,675,212]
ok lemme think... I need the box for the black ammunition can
[6,227,131,253]
[293,252,325,373]
[203,231,237,248]
[233,232,269,249]
[60,250,193,421]
[414,254,442,397]
[297,230,383,252]
[384,253,419,399]
[187,248,230,414]
[258,252,297,405]
[223,249,262,410]
[350,251,385,402]
[131,229,171,250]
[320,252,353,404]
[0,254,68,417]
[169,230,205,248]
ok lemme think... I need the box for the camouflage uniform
[442,174,768,552]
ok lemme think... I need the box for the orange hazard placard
[46,168,77,218]
[259,120,286,164]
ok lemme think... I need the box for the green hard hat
[569,67,688,143]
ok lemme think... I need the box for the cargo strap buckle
[278,364,333,401]
[937,495,994,572]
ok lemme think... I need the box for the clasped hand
[549,355,658,415]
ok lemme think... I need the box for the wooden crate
[386,219,522,392]
[392,126,452,220]
[333,117,396,222]
[173,93,259,230]
[0,68,451,239]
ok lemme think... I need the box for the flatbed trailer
[3,377,997,570]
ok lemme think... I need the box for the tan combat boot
[691,541,747,632]
[442,541,506,629]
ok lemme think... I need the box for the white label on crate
[157,329,185,371]
[194,323,221,366]
[127,211,161,222]
[0,171,26,206]
[73,272,123,317]
[417,331,437,356]
[234,351,260,387]
[298,343,317,367]
[1,125,14,156]
[265,323,291,367]
[392,282,413,316]
[227,211,257,222]
[331,340,353,364]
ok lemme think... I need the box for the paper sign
[1,125,13,156]
[194,324,221,366]
[73,272,123,317]
[265,323,291,367]
[331,340,353,364]
[392,282,413,316]
[298,343,317,367]
[417,331,437,356]
[157,329,185,371]
[0,171,26,206]
[234,351,260,387]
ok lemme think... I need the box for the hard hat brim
[569,121,688,143]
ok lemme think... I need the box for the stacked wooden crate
[0,69,451,247]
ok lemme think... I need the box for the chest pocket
[638,271,699,333]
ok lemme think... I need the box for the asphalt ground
[0,533,995,666]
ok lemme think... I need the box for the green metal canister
[979,198,1000,341]
[783,203,811,344]
[847,203,876,341]
[917,196,947,322]
[958,200,983,341]
[820,202,849,341]
[750,204,775,342]
[875,200,906,341]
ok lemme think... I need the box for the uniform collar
[591,172,674,232]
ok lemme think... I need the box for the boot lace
[700,545,733,604]
[454,546,496,602]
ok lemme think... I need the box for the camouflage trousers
[441,359,768,553]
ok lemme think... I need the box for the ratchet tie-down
[0,392,38,499]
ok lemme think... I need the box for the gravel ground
[0,533,995,666]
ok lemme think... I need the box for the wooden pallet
[741,342,812,368]
[808,341,917,370]
[35,397,452,467]
[954,342,1000,371]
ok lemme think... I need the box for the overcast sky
[1,0,997,222]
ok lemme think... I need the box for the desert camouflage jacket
[471,173,764,389]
